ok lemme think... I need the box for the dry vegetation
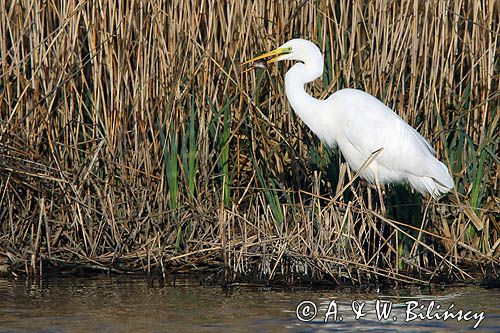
[0,0,498,284]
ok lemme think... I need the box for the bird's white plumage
[267,38,453,198]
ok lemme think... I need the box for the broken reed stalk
[0,0,498,284]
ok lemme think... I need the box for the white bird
[243,38,453,198]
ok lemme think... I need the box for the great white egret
[243,38,453,198]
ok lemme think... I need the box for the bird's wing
[330,89,438,178]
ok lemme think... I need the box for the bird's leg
[366,184,373,211]
[374,175,386,214]
[374,175,386,277]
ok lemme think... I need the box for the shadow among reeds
[0,0,498,284]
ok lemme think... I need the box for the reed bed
[0,0,498,284]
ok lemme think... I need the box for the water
[0,275,498,332]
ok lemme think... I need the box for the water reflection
[0,276,498,332]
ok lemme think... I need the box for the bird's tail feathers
[407,160,453,199]
[430,159,454,189]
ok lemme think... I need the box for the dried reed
[0,0,498,284]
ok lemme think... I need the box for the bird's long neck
[284,61,323,105]
[284,56,325,136]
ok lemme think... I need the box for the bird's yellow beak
[241,47,290,65]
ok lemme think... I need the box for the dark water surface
[0,275,498,332]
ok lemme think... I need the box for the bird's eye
[287,46,292,51]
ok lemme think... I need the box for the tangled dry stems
[0,0,498,284]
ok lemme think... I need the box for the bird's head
[242,39,321,66]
